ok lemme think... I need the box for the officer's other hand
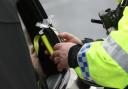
[51,42,76,72]
[29,45,46,78]
[59,32,83,45]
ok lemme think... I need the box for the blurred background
[40,0,117,40]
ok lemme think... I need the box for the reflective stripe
[34,35,40,54]
[77,43,95,82]
[33,34,54,55]
[41,35,54,55]
[103,35,128,72]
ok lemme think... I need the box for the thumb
[59,32,73,41]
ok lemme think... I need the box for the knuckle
[54,43,60,49]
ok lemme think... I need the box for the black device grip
[43,27,60,48]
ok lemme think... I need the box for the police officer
[51,0,128,88]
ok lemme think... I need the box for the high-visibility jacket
[115,0,122,3]
[76,6,128,89]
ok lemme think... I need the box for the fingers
[57,61,69,72]
[51,42,71,72]
[53,43,63,50]
[54,57,61,64]
[51,50,61,59]
[59,32,69,38]
[59,32,82,44]
[29,45,35,54]
[59,32,73,41]
[51,53,65,71]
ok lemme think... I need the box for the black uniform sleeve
[82,38,94,44]
[68,44,82,68]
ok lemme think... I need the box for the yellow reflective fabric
[41,35,54,55]
[33,34,54,55]
[113,6,128,53]
[86,41,128,88]
[118,6,128,32]
[74,67,84,79]
[116,0,122,3]
[34,35,40,54]
[110,30,128,53]
[76,6,128,88]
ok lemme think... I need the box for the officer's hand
[59,32,83,45]
[29,45,46,78]
[51,42,76,72]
